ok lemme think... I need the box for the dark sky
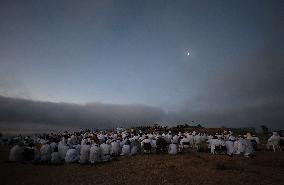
[0,0,283,133]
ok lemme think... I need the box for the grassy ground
[0,145,283,185]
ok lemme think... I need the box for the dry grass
[0,145,283,185]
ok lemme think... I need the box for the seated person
[65,146,79,163]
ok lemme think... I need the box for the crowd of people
[4,127,284,165]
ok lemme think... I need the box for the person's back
[50,142,57,152]
[268,132,281,152]
[210,138,220,154]
[172,135,179,144]
[168,143,178,155]
[51,152,61,164]
[80,143,91,164]
[90,143,101,164]
[51,147,61,165]
[58,144,69,160]
[9,144,24,162]
[243,139,254,157]
[225,140,235,155]
[58,139,69,160]
[65,147,79,163]
[40,143,52,162]
[100,143,111,162]
[234,138,245,154]
[194,135,202,145]
[110,140,120,156]
[121,144,131,156]
[130,140,140,155]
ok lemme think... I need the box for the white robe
[50,142,57,152]
[121,144,131,156]
[110,141,120,156]
[65,149,79,163]
[79,144,91,163]
[100,143,111,162]
[40,144,52,162]
[234,139,245,154]
[194,135,202,145]
[225,140,235,155]
[243,139,254,156]
[172,135,179,144]
[210,139,221,154]
[9,145,24,162]
[131,145,138,155]
[58,144,69,160]
[90,144,102,163]
[168,144,178,155]
[267,134,281,152]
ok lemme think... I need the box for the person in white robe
[9,143,24,162]
[172,135,179,144]
[121,140,131,156]
[130,139,140,155]
[79,142,91,164]
[168,143,178,155]
[194,134,202,149]
[51,147,62,164]
[65,146,79,163]
[58,140,69,160]
[234,137,245,154]
[188,134,194,147]
[209,137,221,154]
[225,136,235,156]
[33,144,42,162]
[100,142,111,162]
[40,142,52,162]
[243,139,254,157]
[50,141,57,152]
[267,132,281,152]
[110,140,120,156]
[90,143,102,164]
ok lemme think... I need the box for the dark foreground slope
[0,146,283,185]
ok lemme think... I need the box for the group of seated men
[6,128,283,164]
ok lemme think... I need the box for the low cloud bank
[0,96,165,134]
[1,94,283,134]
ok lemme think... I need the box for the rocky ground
[0,145,283,185]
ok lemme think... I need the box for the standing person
[225,136,236,156]
[267,132,281,152]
